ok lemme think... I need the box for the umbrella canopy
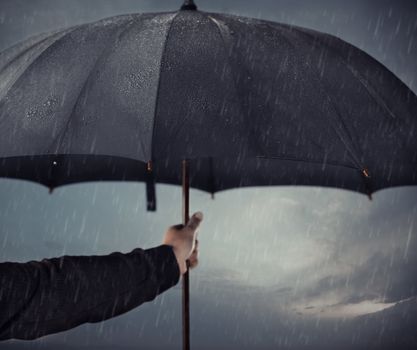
[1,4,416,202]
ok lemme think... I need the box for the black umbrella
[1,0,416,349]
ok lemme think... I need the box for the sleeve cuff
[143,245,181,295]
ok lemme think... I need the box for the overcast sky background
[1,0,417,349]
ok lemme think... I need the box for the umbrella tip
[181,0,197,10]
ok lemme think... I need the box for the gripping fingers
[188,239,199,269]
[186,211,203,231]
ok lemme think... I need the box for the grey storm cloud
[304,246,417,304]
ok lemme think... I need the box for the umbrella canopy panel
[0,9,416,195]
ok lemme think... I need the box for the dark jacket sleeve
[0,245,180,340]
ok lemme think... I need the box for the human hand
[163,212,203,275]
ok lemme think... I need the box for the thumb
[186,211,203,232]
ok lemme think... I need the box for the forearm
[0,245,180,340]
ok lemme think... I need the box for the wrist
[172,247,187,275]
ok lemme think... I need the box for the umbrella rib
[208,15,327,157]
[278,29,367,172]
[297,29,401,122]
[302,30,417,168]
[0,26,80,104]
[295,28,416,159]
[206,14,263,154]
[307,35,416,148]
[199,15,364,174]
[149,12,180,162]
[46,19,137,155]
[0,30,61,75]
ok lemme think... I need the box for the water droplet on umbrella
[26,96,59,120]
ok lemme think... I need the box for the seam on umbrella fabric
[209,14,328,158]
[46,18,139,156]
[205,13,258,154]
[0,30,62,75]
[298,28,401,123]
[265,23,367,163]
[297,30,417,150]
[294,28,413,149]
[0,27,80,105]
[150,12,180,162]
[293,31,382,172]
[127,12,178,162]
[282,30,364,168]
[277,27,366,172]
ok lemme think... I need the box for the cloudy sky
[1,0,417,349]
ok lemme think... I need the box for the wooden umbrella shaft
[182,159,190,350]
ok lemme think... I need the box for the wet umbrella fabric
[1,5,417,350]
[1,9,416,197]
